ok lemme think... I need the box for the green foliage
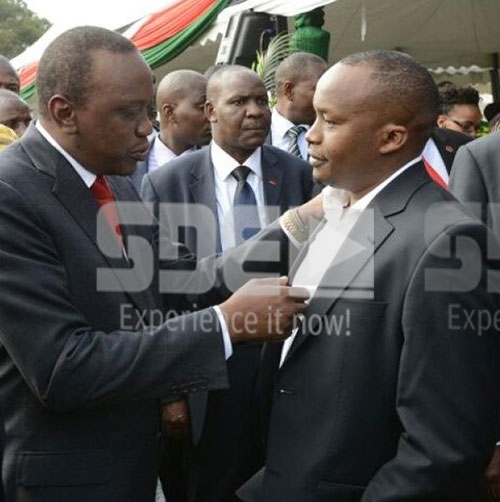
[251,32,291,106]
[0,0,50,58]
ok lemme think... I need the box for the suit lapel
[22,126,155,313]
[283,163,430,363]
[188,148,221,251]
[261,147,284,217]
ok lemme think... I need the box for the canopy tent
[12,0,500,99]
[215,0,500,69]
[13,0,231,99]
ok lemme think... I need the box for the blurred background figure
[270,52,327,160]
[483,102,500,133]
[0,89,31,138]
[0,124,18,151]
[130,69,210,192]
[437,81,482,137]
[0,56,20,94]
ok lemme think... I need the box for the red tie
[90,175,123,246]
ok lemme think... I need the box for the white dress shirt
[270,108,309,160]
[280,158,420,366]
[148,136,197,173]
[210,141,268,251]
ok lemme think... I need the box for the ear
[379,124,408,154]
[47,95,78,134]
[205,101,217,123]
[283,81,295,101]
[161,102,175,122]
[437,114,448,128]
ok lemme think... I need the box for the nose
[246,99,265,117]
[137,112,153,137]
[305,118,320,144]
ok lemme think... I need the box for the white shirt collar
[322,157,421,222]
[272,108,309,139]
[210,140,262,181]
[36,121,96,188]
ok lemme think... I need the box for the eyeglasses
[446,117,481,134]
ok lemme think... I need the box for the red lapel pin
[268,178,278,186]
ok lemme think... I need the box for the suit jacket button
[278,388,294,395]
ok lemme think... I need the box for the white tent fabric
[12,0,500,79]
[212,0,500,70]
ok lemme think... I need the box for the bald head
[0,56,20,94]
[275,52,327,125]
[0,89,31,137]
[275,52,327,91]
[156,70,207,111]
[155,70,210,154]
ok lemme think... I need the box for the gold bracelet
[280,209,308,242]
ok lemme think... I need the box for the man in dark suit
[142,65,313,502]
[0,26,308,502]
[421,126,472,186]
[239,50,499,502]
[129,70,211,192]
[449,131,500,501]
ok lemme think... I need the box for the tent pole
[491,53,500,102]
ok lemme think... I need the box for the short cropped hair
[438,83,480,115]
[340,50,440,131]
[36,26,137,117]
[275,51,327,91]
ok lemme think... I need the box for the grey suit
[449,131,500,234]
[0,125,229,502]
[141,143,313,502]
[240,162,499,502]
[141,144,313,257]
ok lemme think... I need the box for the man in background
[130,69,211,192]
[0,56,20,94]
[269,52,327,160]
[0,89,31,137]
[142,64,313,502]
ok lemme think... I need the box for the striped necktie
[286,125,307,158]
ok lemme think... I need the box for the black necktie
[286,125,307,158]
[232,165,261,245]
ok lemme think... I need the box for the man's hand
[486,445,500,500]
[219,276,309,343]
[162,399,189,440]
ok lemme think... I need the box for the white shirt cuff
[213,305,233,359]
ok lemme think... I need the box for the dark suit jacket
[430,127,472,173]
[0,125,229,502]
[141,144,313,257]
[239,162,499,502]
